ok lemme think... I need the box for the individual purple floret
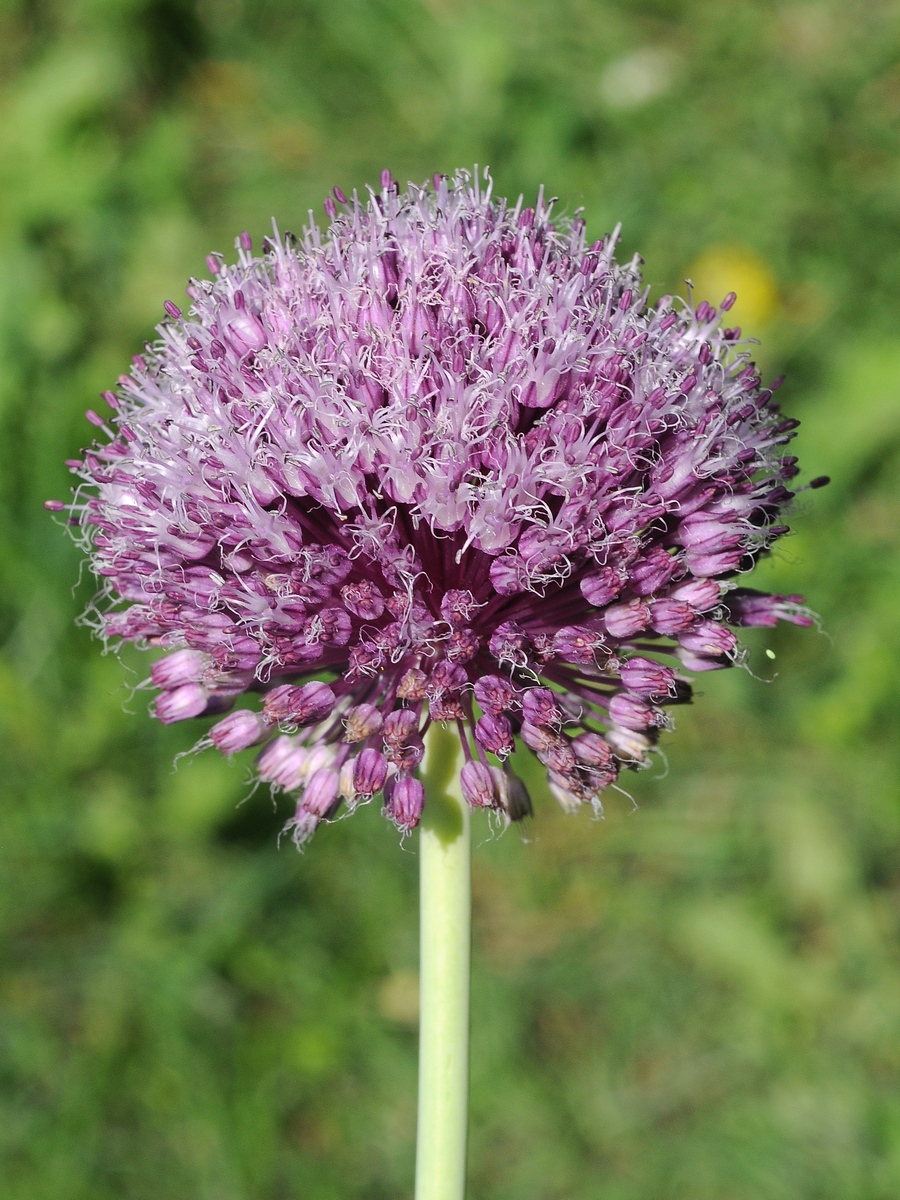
[51,168,815,845]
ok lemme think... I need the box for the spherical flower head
[54,168,815,845]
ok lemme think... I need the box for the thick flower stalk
[50,168,816,843]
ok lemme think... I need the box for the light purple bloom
[54,168,815,842]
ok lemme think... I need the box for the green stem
[415,723,471,1200]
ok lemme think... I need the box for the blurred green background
[2,1,900,1197]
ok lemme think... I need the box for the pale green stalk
[415,722,471,1200]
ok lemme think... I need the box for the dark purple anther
[239,231,252,251]
[85,409,105,427]
[333,186,348,204]
[164,301,182,319]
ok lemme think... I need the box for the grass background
[2,1,900,1197]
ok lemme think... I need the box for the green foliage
[1,1,899,1196]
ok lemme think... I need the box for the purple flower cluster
[52,168,815,844]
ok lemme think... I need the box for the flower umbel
[54,169,814,844]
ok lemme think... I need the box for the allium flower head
[51,168,816,844]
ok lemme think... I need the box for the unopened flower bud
[677,649,729,673]
[154,682,208,723]
[606,726,651,762]
[571,731,613,767]
[475,713,514,757]
[390,734,425,772]
[519,721,553,754]
[303,768,340,817]
[440,588,478,625]
[609,693,659,731]
[384,708,418,745]
[209,709,267,754]
[604,601,650,638]
[580,566,624,607]
[301,743,336,780]
[724,589,813,628]
[344,702,383,742]
[460,760,497,808]
[522,687,562,728]
[619,657,676,697]
[263,680,336,725]
[257,736,308,789]
[552,626,599,664]
[385,775,425,831]
[473,675,518,715]
[353,748,389,796]
[339,757,357,801]
[537,733,577,775]
[648,598,695,634]
[151,649,208,689]
[670,578,721,611]
[397,668,428,700]
[679,620,737,658]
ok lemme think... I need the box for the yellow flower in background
[687,245,779,330]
